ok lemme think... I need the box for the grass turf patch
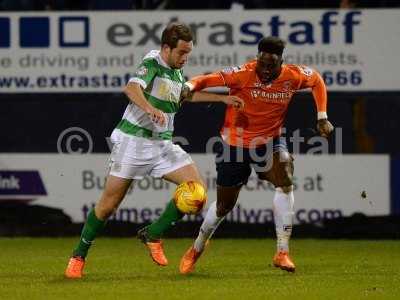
[0,238,399,299]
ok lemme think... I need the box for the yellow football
[173,181,207,215]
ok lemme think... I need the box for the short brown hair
[161,22,193,49]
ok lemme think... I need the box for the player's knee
[257,171,272,182]
[277,151,292,164]
[273,162,294,187]
[277,185,293,193]
[173,181,207,215]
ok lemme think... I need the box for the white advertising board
[0,10,399,92]
[0,154,390,224]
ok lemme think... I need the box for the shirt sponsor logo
[250,89,292,102]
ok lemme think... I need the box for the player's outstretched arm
[180,71,244,109]
[123,82,166,126]
[180,83,244,109]
[187,72,227,91]
[193,91,244,109]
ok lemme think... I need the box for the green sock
[146,200,184,239]
[73,209,106,258]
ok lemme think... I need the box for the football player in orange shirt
[180,36,334,274]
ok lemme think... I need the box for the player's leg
[180,157,251,274]
[258,149,295,272]
[193,185,242,252]
[137,144,206,266]
[142,162,204,240]
[194,144,251,251]
[66,136,144,278]
[74,175,133,257]
[65,175,132,278]
[180,185,243,274]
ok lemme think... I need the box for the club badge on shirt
[222,66,241,74]
[136,66,148,76]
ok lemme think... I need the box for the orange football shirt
[188,60,327,148]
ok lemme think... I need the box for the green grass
[0,238,399,300]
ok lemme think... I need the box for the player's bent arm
[310,72,328,120]
[123,82,154,113]
[297,65,334,137]
[309,72,334,137]
[123,82,165,126]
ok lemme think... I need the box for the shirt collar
[157,51,171,69]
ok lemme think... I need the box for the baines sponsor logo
[0,16,89,48]
[250,90,292,102]
[0,171,47,200]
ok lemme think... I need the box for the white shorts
[108,134,193,180]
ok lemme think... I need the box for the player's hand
[147,107,166,127]
[222,96,245,110]
[317,119,334,138]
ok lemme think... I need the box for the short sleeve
[296,65,320,89]
[293,65,327,114]
[128,58,157,89]
[219,66,243,89]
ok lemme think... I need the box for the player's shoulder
[141,50,161,67]
[284,64,315,77]
[221,60,255,77]
[133,51,161,78]
[242,59,257,72]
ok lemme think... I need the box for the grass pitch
[0,238,399,300]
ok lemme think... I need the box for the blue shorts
[215,137,288,187]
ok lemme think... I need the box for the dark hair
[161,22,193,49]
[258,37,286,56]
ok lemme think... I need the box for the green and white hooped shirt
[112,50,184,141]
